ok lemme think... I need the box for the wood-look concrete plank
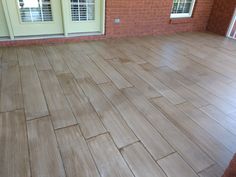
[141,63,209,107]
[17,47,34,67]
[152,97,233,168]
[71,52,110,84]
[186,84,236,114]
[200,105,236,136]
[109,59,161,98]
[121,142,167,177]
[38,70,77,129]
[65,52,90,79]
[87,134,134,177]
[158,153,199,177]
[0,48,23,112]
[0,110,30,177]
[20,66,49,120]
[177,102,236,152]
[56,125,100,177]
[31,46,52,71]
[44,46,70,74]
[78,78,138,148]
[27,117,66,177]
[123,87,214,172]
[1,47,18,63]
[89,41,115,59]
[198,80,236,106]
[57,73,106,139]
[125,62,186,104]
[89,53,132,89]
[198,164,224,177]
[99,82,174,160]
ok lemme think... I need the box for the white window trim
[170,0,196,19]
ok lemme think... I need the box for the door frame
[227,8,236,39]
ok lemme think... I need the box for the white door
[67,0,103,34]
[0,1,9,37]
[6,0,64,37]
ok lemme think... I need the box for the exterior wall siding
[207,0,236,36]
[0,0,215,46]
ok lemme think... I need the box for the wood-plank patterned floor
[1,32,236,177]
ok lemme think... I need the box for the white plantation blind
[171,0,196,18]
[18,0,53,22]
[71,0,95,21]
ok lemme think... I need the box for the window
[171,0,196,18]
[18,0,53,22]
[71,0,95,21]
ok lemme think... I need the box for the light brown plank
[123,87,213,172]
[31,46,52,71]
[17,47,34,67]
[57,73,106,139]
[99,82,174,160]
[198,164,224,177]
[0,110,30,177]
[1,47,18,63]
[71,52,110,84]
[68,42,95,55]
[141,63,209,107]
[198,80,236,106]
[55,125,100,177]
[38,70,77,129]
[121,142,167,177]
[103,40,146,64]
[141,64,194,89]
[0,48,23,112]
[89,53,132,89]
[89,41,117,59]
[44,46,70,74]
[125,62,186,104]
[152,97,233,168]
[78,78,138,148]
[177,102,236,152]
[200,105,236,136]
[119,39,150,60]
[87,134,134,177]
[60,48,91,80]
[186,84,236,114]
[158,153,199,177]
[109,59,161,98]
[20,66,49,120]
[27,117,66,177]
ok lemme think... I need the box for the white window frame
[17,0,53,23]
[170,0,196,18]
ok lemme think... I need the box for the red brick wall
[0,0,215,46]
[105,0,214,37]
[207,0,236,36]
